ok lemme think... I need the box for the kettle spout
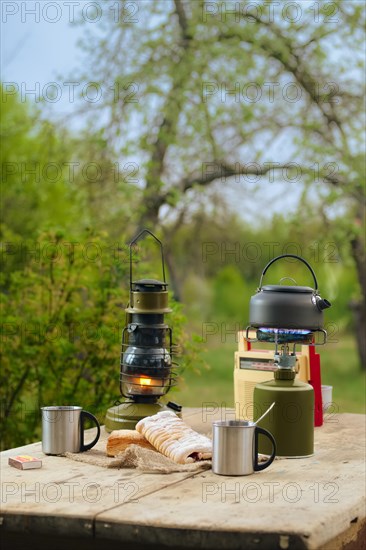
[316,298,331,311]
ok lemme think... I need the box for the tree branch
[174,0,190,41]
[180,162,292,192]
[219,17,344,131]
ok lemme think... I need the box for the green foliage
[0,84,139,246]
[170,300,207,380]
[211,265,249,321]
[0,230,129,450]
[1,88,78,238]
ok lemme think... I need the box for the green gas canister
[254,369,314,457]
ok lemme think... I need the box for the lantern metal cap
[132,279,168,292]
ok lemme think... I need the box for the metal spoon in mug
[255,402,275,424]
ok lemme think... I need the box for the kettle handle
[259,254,318,291]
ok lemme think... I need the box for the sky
[2,6,82,81]
[1,1,92,127]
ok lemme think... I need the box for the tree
[0,85,139,244]
[72,1,365,365]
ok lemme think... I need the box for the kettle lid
[261,285,314,294]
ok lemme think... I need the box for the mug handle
[80,411,101,452]
[254,426,276,471]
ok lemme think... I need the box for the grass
[320,335,366,414]
[173,334,366,414]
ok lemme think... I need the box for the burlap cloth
[65,444,212,473]
[63,427,274,474]
[64,446,273,473]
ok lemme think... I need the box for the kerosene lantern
[105,230,179,431]
[247,254,331,457]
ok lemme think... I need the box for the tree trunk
[349,299,366,369]
[135,0,192,234]
[164,245,182,302]
[350,222,366,369]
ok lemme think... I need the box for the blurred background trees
[1,0,365,448]
[73,0,365,363]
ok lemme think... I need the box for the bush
[0,229,130,449]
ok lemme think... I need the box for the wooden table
[0,409,365,550]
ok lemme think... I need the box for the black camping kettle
[249,254,331,331]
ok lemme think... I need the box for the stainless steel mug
[41,406,101,455]
[212,420,276,476]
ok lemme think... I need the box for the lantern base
[104,401,181,432]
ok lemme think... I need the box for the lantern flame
[139,377,152,386]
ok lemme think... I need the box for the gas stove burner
[257,328,313,345]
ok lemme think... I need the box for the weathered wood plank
[0,425,199,537]
[1,410,365,550]
[94,413,365,550]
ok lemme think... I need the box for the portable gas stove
[234,330,323,426]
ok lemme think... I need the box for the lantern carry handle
[258,254,318,292]
[129,229,166,289]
